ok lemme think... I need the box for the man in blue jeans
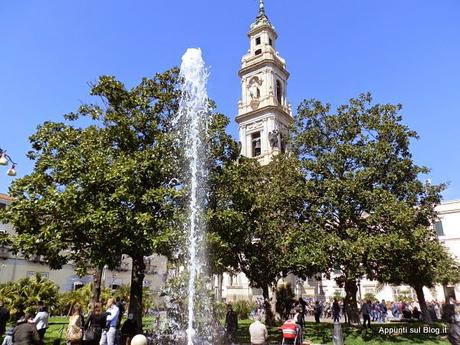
[100,298,120,345]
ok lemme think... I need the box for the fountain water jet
[177,48,211,345]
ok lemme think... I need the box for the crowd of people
[279,297,450,325]
[2,296,460,345]
[0,298,140,345]
[234,297,460,345]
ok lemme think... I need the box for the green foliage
[232,300,256,320]
[0,274,59,314]
[363,293,376,302]
[213,302,228,320]
[209,154,307,294]
[395,290,415,303]
[55,283,93,316]
[0,68,236,326]
[332,291,344,301]
[291,93,452,323]
[275,284,295,320]
[0,69,186,275]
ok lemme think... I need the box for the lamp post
[0,148,17,176]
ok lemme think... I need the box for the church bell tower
[236,0,293,165]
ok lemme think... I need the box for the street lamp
[0,148,17,176]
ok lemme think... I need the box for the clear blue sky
[1,0,459,200]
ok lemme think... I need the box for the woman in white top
[33,304,49,341]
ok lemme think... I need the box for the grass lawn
[1,317,451,345]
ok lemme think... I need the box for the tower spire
[259,0,265,15]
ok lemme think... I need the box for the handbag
[83,327,95,342]
[67,328,83,343]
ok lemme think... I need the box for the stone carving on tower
[236,0,293,166]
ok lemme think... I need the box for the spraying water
[177,48,210,345]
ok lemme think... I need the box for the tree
[291,93,447,323]
[1,68,237,327]
[368,196,460,323]
[209,154,307,323]
[1,70,184,326]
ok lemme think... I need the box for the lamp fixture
[0,154,7,166]
[7,164,16,177]
[0,148,17,177]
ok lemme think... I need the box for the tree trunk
[216,274,223,302]
[344,279,360,324]
[414,284,432,324]
[91,266,103,303]
[262,285,274,326]
[128,254,146,329]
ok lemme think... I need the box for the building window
[434,221,444,236]
[251,132,261,157]
[255,49,262,56]
[256,37,261,45]
[27,271,49,278]
[269,38,273,46]
[73,282,84,291]
[276,80,282,104]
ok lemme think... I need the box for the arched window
[276,80,282,104]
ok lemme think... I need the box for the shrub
[214,302,227,320]
[275,284,295,320]
[0,274,59,315]
[232,300,256,319]
[363,292,376,302]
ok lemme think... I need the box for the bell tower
[236,0,293,165]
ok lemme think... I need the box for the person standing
[0,301,10,337]
[100,299,119,345]
[249,314,267,345]
[332,299,341,323]
[114,298,124,345]
[33,302,49,341]
[225,304,238,345]
[360,300,372,328]
[379,300,387,323]
[67,304,83,345]
[13,314,41,345]
[120,314,138,345]
[84,303,107,345]
[448,310,460,345]
[314,301,322,323]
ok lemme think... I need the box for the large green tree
[1,68,237,326]
[291,93,448,323]
[1,70,184,325]
[367,192,460,322]
[209,154,307,323]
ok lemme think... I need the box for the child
[1,328,14,345]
